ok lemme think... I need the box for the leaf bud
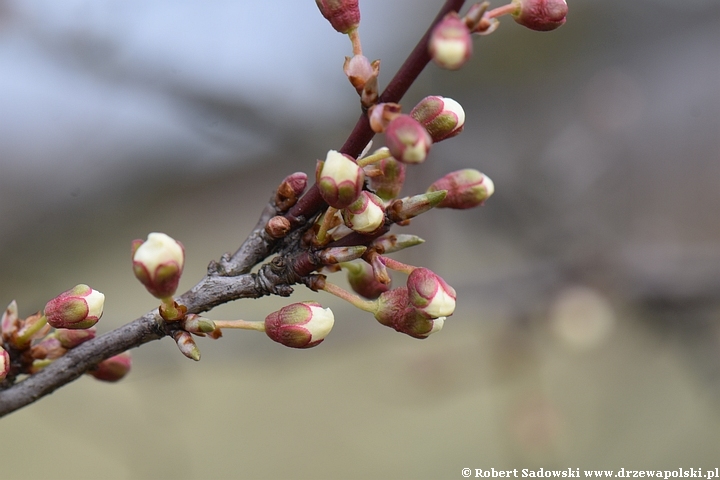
[264,302,334,349]
[427,169,494,209]
[1,300,20,344]
[319,246,367,265]
[511,0,568,31]
[342,191,386,234]
[387,190,447,223]
[265,215,292,239]
[275,172,308,211]
[173,331,201,361]
[132,232,185,299]
[429,12,473,70]
[367,156,406,201]
[316,150,365,209]
[410,96,465,142]
[88,352,132,382]
[369,234,425,255]
[385,115,432,165]
[44,284,104,329]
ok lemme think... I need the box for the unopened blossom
[429,12,472,70]
[372,287,444,339]
[44,284,105,329]
[54,327,96,349]
[132,233,185,299]
[385,115,432,164]
[345,261,390,300]
[0,346,10,381]
[427,169,494,209]
[88,352,132,382]
[265,302,334,349]
[410,96,465,142]
[406,268,456,318]
[342,191,385,234]
[315,0,360,34]
[275,172,308,211]
[511,0,568,31]
[316,150,365,209]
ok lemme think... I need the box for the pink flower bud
[342,191,385,234]
[265,302,334,349]
[316,150,365,209]
[511,0,567,31]
[385,115,432,165]
[429,12,473,70]
[88,352,132,382]
[345,261,390,300]
[343,55,380,97]
[407,268,456,318]
[410,96,465,142]
[427,169,494,209]
[372,288,444,338]
[367,156,406,201]
[368,103,401,133]
[54,327,96,349]
[315,0,360,34]
[0,346,10,381]
[44,284,105,329]
[132,232,185,299]
[275,172,308,211]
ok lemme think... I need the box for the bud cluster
[1,286,131,383]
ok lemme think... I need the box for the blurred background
[1,0,720,478]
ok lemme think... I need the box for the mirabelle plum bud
[372,287,444,339]
[345,261,390,300]
[315,0,360,34]
[342,191,385,234]
[132,233,185,299]
[407,268,456,318]
[385,115,432,165]
[511,0,568,31]
[429,12,472,70]
[265,302,334,349]
[55,327,96,349]
[427,169,494,209]
[316,150,365,209]
[0,346,10,381]
[88,352,132,382]
[44,284,104,329]
[410,96,465,142]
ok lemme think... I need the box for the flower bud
[316,150,365,209]
[407,268,456,318]
[44,284,104,329]
[385,115,432,164]
[429,12,472,70]
[1,300,20,344]
[0,346,10,381]
[315,0,360,34]
[265,215,292,239]
[427,169,494,209]
[342,191,385,234]
[132,232,185,299]
[372,287,442,338]
[55,327,96,349]
[395,308,445,339]
[368,103,401,133]
[88,352,132,382]
[275,172,308,211]
[367,156,406,201]
[511,0,568,31]
[264,302,334,349]
[345,261,390,300]
[410,96,465,142]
